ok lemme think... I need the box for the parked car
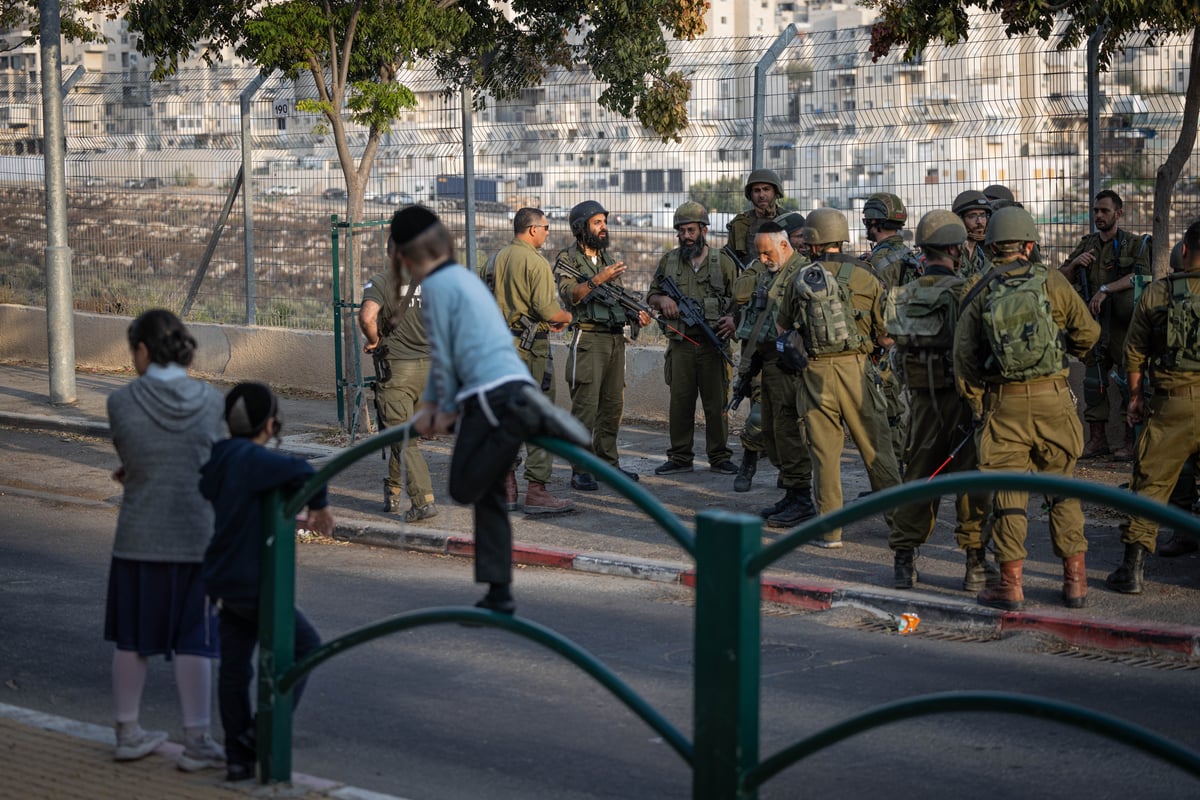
[82,177,104,187]
[265,185,299,197]
[544,206,569,220]
[626,213,653,227]
[322,187,347,201]
[381,191,415,206]
[124,177,162,189]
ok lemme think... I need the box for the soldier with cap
[1060,189,1153,461]
[727,169,784,265]
[954,206,1099,611]
[776,208,902,548]
[1106,222,1200,594]
[885,210,995,590]
[555,200,651,490]
[777,210,808,254]
[647,201,738,476]
[951,190,993,280]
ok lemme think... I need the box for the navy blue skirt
[104,557,219,659]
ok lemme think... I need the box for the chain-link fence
[0,20,1196,331]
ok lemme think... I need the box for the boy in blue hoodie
[200,382,334,782]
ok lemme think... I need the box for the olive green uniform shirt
[777,255,888,356]
[1062,228,1152,329]
[1125,271,1200,391]
[362,270,429,360]
[492,238,562,332]
[726,208,778,263]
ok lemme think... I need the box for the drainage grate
[849,617,999,643]
[1044,646,1200,672]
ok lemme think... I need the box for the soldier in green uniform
[1106,222,1200,594]
[734,221,816,527]
[952,190,992,280]
[647,202,738,475]
[955,207,1100,611]
[359,263,437,522]
[1059,190,1153,461]
[862,192,914,473]
[776,208,901,548]
[487,208,576,514]
[555,201,651,490]
[983,184,1015,205]
[727,169,784,264]
[885,210,995,590]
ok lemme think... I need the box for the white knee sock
[112,650,148,724]
[173,654,213,733]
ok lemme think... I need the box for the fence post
[257,488,296,783]
[331,216,345,427]
[693,510,762,800]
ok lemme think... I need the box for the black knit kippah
[389,205,439,246]
[225,381,279,437]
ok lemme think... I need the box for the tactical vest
[791,256,864,357]
[660,247,727,326]
[556,247,624,327]
[736,266,785,345]
[981,262,1065,381]
[1161,273,1200,372]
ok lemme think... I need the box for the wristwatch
[586,278,597,290]
[1100,284,1109,294]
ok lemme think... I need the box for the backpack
[1162,273,1200,372]
[885,276,963,351]
[981,263,1064,381]
[792,259,863,357]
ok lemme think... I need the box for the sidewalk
[1,359,1198,661]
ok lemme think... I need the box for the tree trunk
[1151,28,1200,279]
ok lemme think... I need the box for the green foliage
[690,178,745,214]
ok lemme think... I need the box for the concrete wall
[0,305,673,422]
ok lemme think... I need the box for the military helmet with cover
[983,184,1015,203]
[862,192,908,225]
[951,190,991,217]
[916,210,968,249]
[775,210,807,235]
[569,200,608,238]
[673,200,709,229]
[744,168,784,200]
[805,208,850,245]
[984,206,1039,246]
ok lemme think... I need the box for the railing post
[331,215,345,427]
[257,488,296,783]
[693,510,762,800]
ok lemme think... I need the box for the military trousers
[1082,320,1130,424]
[759,355,811,488]
[379,357,434,506]
[1122,386,1200,550]
[737,340,767,454]
[978,377,1086,562]
[565,329,626,468]
[888,385,988,551]
[663,337,733,467]
[800,353,901,541]
[516,337,556,485]
[877,357,908,472]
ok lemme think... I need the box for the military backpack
[1162,273,1200,372]
[885,275,963,351]
[980,262,1064,381]
[791,259,864,356]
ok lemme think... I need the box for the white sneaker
[114,726,168,761]
[178,731,226,772]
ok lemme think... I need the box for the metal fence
[0,20,1196,330]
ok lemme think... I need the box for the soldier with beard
[727,169,785,265]
[647,201,738,475]
[952,190,993,280]
[555,201,651,490]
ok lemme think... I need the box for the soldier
[983,184,1015,205]
[555,201,651,490]
[885,211,994,590]
[733,221,816,526]
[727,169,784,264]
[1060,189,1152,460]
[646,201,738,476]
[358,256,437,522]
[954,207,1099,610]
[776,210,808,254]
[862,192,914,472]
[951,190,993,280]
[486,208,575,514]
[1106,222,1200,594]
[776,208,902,548]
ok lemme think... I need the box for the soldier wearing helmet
[775,208,902,548]
[954,206,1099,612]
[884,210,995,592]
[951,190,992,279]
[726,168,785,264]
[646,201,739,476]
[862,192,913,471]
[554,200,651,490]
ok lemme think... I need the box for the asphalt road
[2,492,1198,799]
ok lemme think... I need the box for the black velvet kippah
[390,205,439,246]
[225,381,279,437]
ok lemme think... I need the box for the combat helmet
[915,210,967,249]
[983,184,1015,204]
[1171,240,1184,272]
[744,168,784,200]
[862,192,908,226]
[805,208,850,245]
[673,201,710,229]
[984,206,1039,246]
[951,190,991,217]
[569,200,608,238]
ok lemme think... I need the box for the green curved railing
[258,427,1200,798]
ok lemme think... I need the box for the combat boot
[383,480,402,514]
[766,487,817,529]
[503,471,519,511]
[1062,553,1087,608]
[524,481,575,515]
[734,450,759,493]
[893,548,917,589]
[962,547,1000,592]
[976,560,1024,610]
[759,489,795,519]
[1105,542,1147,594]
[1111,426,1136,462]
[1080,422,1110,459]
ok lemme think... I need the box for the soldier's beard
[680,236,706,261]
[583,230,609,251]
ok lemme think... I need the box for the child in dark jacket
[200,382,334,782]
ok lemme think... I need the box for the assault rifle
[1076,269,1108,398]
[722,244,749,273]
[368,344,391,459]
[556,261,654,340]
[656,275,735,367]
[727,350,764,412]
